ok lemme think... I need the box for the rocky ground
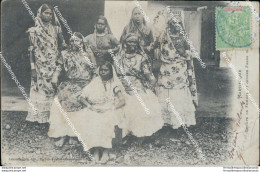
[2,66,235,166]
[2,111,233,166]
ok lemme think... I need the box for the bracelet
[31,63,35,70]
[28,46,34,52]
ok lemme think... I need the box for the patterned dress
[156,29,198,128]
[56,49,95,112]
[26,19,63,123]
[114,51,164,137]
[48,48,95,138]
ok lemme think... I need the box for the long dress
[26,6,65,123]
[84,33,119,66]
[156,29,198,128]
[48,48,94,138]
[48,66,125,150]
[114,51,164,137]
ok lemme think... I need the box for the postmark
[216,7,251,50]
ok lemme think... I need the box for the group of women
[26,4,198,163]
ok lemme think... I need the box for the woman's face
[41,9,52,23]
[70,36,82,50]
[96,19,106,33]
[132,8,143,24]
[99,65,112,81]
[170,21,181,34]
[126,39,138,53]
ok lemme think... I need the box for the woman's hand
[31,69,37,82]
[51,72,60,90]
[61,42,68,50]
[188,75,193,87]
[51,76,59,85]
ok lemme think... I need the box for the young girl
[79,61,126,163]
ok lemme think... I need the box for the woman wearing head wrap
[26,4,66,124]
[84,15,120,66]
[156,17,198,129]
[120,7,156,63]
[48,32,95,147]
[114,33,163,139]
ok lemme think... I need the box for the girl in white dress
[79,61,126,163]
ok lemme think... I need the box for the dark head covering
[121,33,142,53]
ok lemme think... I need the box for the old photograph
[1,0,259,166]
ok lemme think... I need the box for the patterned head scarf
[69,32,87,51]
[127,7,147,33]
[121,33,142,53]
[35,4,61,30]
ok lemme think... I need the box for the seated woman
[48,32,95,147]
[79,61,126,163]
[114,33,164,140]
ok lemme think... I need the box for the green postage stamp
[216,6,251,50]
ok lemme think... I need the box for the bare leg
[100,148,109,164]
[55,137,66,147]
[93,148,100,163]
[69,137,79,145]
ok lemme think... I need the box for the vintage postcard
[1,0,259,166]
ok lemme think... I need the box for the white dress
[48,75,125,150]
[114,51,164,137]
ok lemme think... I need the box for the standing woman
[156,18,198,129]
[120,7,155,62]
[26,4,66,123]
[114,33,163,139]
[84,15,120,66]
[48,32,95,147]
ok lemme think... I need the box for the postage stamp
[216,6,251,50]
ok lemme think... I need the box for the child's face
[96,19,106,33]
[99,65,112,81]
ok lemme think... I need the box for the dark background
[1,0,105,94]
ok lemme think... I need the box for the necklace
[124,53,137,68]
